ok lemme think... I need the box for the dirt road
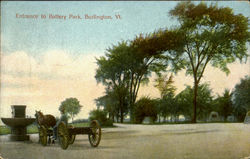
[0,123,250,159]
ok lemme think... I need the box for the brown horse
[35,110,56,128]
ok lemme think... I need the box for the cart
[38,120,101,150]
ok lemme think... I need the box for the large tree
[95,91,120,122]
[213,89,233,121]
[175,83,213,121]
[127,38,168,121]
[154,74,176,98]
[95,41,130,123]
[134,97,158,124]
[154,74,177,122]
[168,2,249,122]
[59,98,82,122]
[175,87,193,120]
[96,41,166,122]
[232,75,250,121]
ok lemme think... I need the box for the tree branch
[197,56,210,84]
[197,43,218,83]
[186,48,195,73]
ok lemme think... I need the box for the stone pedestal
[1,105,35,141]
[10,127,29,141]
[11,105,26,118]
[10,135,30,141]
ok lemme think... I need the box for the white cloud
[1,50,104,119]
[1,50,249,121]
[1,51,37,75]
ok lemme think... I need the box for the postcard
[0,1,249,159]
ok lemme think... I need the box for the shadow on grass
[67,142,119,151]
[121,121,243,125]
[102,130,138,140]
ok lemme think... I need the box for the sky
[1,1,249,122]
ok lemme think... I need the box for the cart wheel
[39,125,47,146]
[58,122,69,150]
[69,134,76,144]
[88,120,101,147]
[68,125,76,144]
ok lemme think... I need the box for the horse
[35,110,56,128]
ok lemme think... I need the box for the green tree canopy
[213,89,233,121]
[95,87,128,122]
[154,74,176,98]
[95,2,249,123]
[95,40,167,122]
[134,97,158,124]
[59,98,82,122]
[175,83,213,121]
[88,109,113,127]
[95,94,118,122]
[95,41,132,123]
[154,74,177,122]
[232,75,250,121]
[166,2,249,122]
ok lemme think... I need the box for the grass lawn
[0,122,91,135]
[0,125,39,135]
[0,121,116,135]
[27,124,39,134]
[0,126,11,135]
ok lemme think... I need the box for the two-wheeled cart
[38,120,101,150]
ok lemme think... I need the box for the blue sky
[1,2,177,58]
[2,1,249,58]
[0,1,249,119]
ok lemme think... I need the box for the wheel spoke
[57,122,69,150]
[88,120,101,147]
[39,126,47,146]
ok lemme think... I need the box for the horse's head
[35,110,40,117]
[35,110,43,125]
[37,110,43,115]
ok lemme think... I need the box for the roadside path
[0,123,249,159]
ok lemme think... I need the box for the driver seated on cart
[52,108,68,142]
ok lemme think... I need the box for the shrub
[134,97,158,124]
[89,109,113,127]
[102,119,113,127]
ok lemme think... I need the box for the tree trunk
[116,114,119,123]
[129,73,134,122]
[130,104,135,123]
[120,107,124,123]
[120,97,124,123]
[224,115,227,122]
[192,82,198,123]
